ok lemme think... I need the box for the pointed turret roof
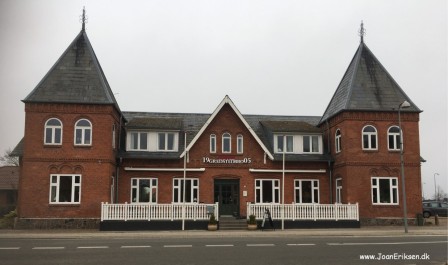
[319,40,421,125]
[23,26,119,110]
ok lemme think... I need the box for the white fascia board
[249,168,326,173]
[180,95,274,160]
[125,167,205,172]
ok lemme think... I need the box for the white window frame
[371,177,399,205]
[131,178,158,203]
[237,134,243,154]
[210,134,217,153]
[362,125,378,150]
[335,129,341,153]
[112,124,116,149]
[49,174,81,204]
[172,178,199,203]
[275,135,294,153]
[44,118,63,145]
[388,126,401,151]
[74,119,92,146]
[158,132,177,151]
[127,131,149,151]
[222,133,231,153]
[335,178,342,203]
[302,135,320,153]
[255,179,280,203]
[294,179,319,204]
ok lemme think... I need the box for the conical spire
[319,33,421,124]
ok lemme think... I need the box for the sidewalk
[0,224,446,239]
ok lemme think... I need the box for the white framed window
[44,118,63,145]
[222,133,231,153]
[158,132,176,151]
[74,119,92,146]
[388,126,401,151]
[173,178,199,203]
[49,174,81,204]
[371,177,398,205]
[362,125,378,150]
[210,134,216,153]
[128,131,148,151]
[303,135,319,153]
[335,129,341,153]
[255,179,280,203]
[294,179,319,203]
[237,134,243,154]
[275,135,293,153]
[131,178,157,203]
[335,178,342,203]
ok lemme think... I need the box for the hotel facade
[12,20,423,230]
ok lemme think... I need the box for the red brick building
[12,20,423,229]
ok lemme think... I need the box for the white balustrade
[246,203,359,221]
[101,202,219,222]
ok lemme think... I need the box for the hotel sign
[202,157,252,164]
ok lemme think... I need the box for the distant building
[12,15,423,229]
[0,166,19,215]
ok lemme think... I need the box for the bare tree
[434,185,447,201]
[0,149,19,166]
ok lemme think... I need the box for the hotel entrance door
[214,179,239,217]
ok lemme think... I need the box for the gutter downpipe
[326,120,333,204]
[115,113,124,204]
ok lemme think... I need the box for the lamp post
[398,100,410,233]
[182,131,188,231]
[434,173,439,201]
[282,135,285,231]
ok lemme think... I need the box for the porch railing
[101,202,219,222]
[247,203,359,221]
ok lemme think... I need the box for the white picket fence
[247,203,359,221]
[101,202,219,222]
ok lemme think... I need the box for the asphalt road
[0,235,446,265]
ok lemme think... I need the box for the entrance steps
[219,217,247,230]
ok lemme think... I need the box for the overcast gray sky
[0,0,446,199]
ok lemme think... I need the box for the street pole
[182,131,187,230]
[434,173,439,201]
[398,100,410,233]
[282,135,285,230]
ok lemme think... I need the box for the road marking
[32,247,65,250]
[246,244,275,247]
[328,241,448,246]
[205,244,234,247]
[121,245,151,248]
[0,247,20,250]
[77,246,109,249]
[164,245,193,248]
[287,243,316,246]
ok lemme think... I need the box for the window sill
[49,203,80,207]
[74,145,92,148]
[43,144,62,148]
[372,204,400,207]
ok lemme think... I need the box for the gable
[181,96,273,160]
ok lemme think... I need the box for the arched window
[335,129,341,153]
[210,134,216,153]
[362,125,377,150]
[44,118,62,145]
[388,126,401,151]
[222,133,231,153]
[237,134,243,154]
[75,119,92,145]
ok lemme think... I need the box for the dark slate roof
[0,166,19,190]
[319,41,421,125]
[22,30,119,110]
[121,111,326,161]
[10,138,24,157]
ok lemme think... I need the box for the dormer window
[303,135,319,153]
[129,132,148,151]
[158,132,176,151]
[275,135,293,153]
